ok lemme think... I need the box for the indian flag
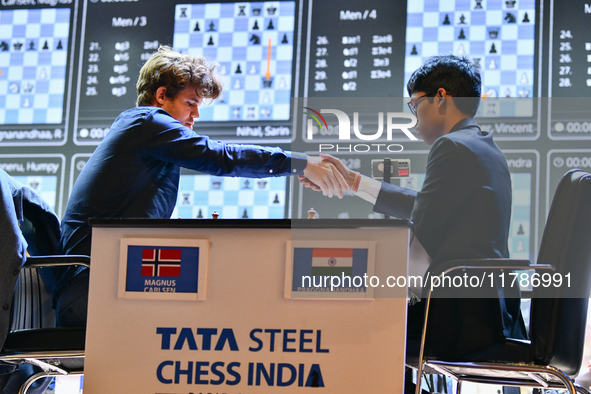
[311,248,353,276]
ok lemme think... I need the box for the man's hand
[300,154,361,197]
[319,154,359,190]
[302,155,349,198]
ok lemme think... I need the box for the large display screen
[0,0,588,263]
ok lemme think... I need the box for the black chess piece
[443,14,451,25]
[194,22,200,31]
[459,14,466,24]
[238,6,246,16]
[489,43,497,54]
[273,194,280,204]
[504,12,516,23]
[252,20,259,30]
[458,28,466,39]
[28,41,35,50]
[208,21,216,31]
[235,64,242,74]
[242,208,249,219]
[474,0,483,9]
[42,40,49,50]
[197,209,203,219]
[250,34,260,44]
[410,45,418,55]
[180,7,187,18]
[281,34,288,44]
[517,224,525,235]
[207,36,214,46]
[267,19,274,30]
[523,12,530,23]
[0,41,8,51]
[243,179,250,189]
[56,40,63,50]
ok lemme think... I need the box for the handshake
[302,154,361,199]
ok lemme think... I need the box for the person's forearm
[354,174,382,205]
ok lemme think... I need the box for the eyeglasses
[407,93,434,116]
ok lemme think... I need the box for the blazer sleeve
[373,183,417,220]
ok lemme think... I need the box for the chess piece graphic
[235,64,242,74]
[410,45,418,55]
[208,21,216,31]
[252,20,259,30]
[267,20,274,30]
[443,14,451,25]
[518,88,530,97]
[523,12,530,23]
[504,12,516,23]
[489,43,497,54]
[281,34,288,44]
[273,194,280,204]
[197,209,203,218]
[250,34,261,44]
[179,7,187,18]
[194,22,200,31]
[458,28,466,40]
[238,5,246,16]
[489,58,497,69]
[242,208,249,218]
[207,36,214,46]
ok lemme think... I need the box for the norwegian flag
[141,249,182,277]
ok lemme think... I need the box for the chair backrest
[0,170,60,343]
[530,169,591,376]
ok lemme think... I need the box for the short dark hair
[406,55,481,116]
[136,46,223,107]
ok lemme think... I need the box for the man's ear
[154,87,167,106]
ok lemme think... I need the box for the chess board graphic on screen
[404,0,535,117]
[173,1,295,122]
[0,8,70,124]
[172,174,287,219]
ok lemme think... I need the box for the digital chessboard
[398,172,531,260]
[0,8,70,124]
[172,174,287,219]
[404,0,535,117]
[172,1,295,122]
[13,175,57,212]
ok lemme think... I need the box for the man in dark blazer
[0,169,59,394]
[307,55,526,359]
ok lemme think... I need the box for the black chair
[409,169,591,394]
[0,170,89,394]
